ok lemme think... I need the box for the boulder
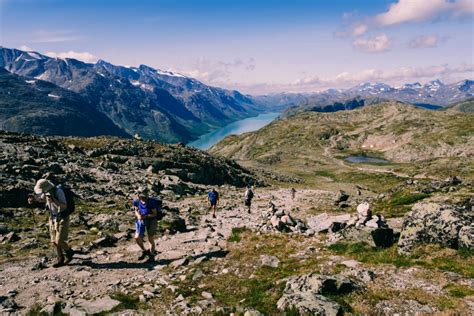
[398,203,473,255]
[66,296,121,314]
[92,234,118,248]
[307,213,351,233]
[334,190,349,204]
[458,225,474,249]
[260,255,280,268]
[277,293,342,316]
[163,214,186,234]
[277,273,357,315]
[339,226,395,248]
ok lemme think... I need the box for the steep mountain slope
[445,97,474,113]
[210,102,474,181]
[0,47,260,142]
[0,68,129,137]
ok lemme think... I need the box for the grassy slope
[210,102,474,188]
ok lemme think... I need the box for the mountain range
[260,79,474,113]
[0,47,264,142]
[0,47,472,142]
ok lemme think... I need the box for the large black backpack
[56,184,76,216]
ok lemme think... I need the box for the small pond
[345,155,390,164]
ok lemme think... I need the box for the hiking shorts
[244,199,252,206]
[135,219,157,238]
[49,216,69,244]
[210,200,217,207]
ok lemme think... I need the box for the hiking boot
[52,258,65,268]
[212,213,216,219]
[147,251,156,262]
[138,250,150,261]
[65,249,74,264]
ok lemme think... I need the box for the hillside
[0,69,130,137]
[446,97,474,113]
[0,47,265,143]
[210,102,474,185]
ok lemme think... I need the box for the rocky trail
[0,132,473,315]
[0,188,332,314]
[1,184,473,315]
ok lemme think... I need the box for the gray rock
[244,309,264,316]
[92,235,118,248]
[307,213,351,233]
[39,303,56,315]
[260,255,280,268]
[201,291,213,299]
[339,226,395,248]
[398,203,473,255]
[458,225,474,249]
[68,296,121,315]
[277,293,342,316]
[170,258,189,268]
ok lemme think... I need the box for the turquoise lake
[188,112,280,150]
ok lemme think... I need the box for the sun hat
[34,179,55,194]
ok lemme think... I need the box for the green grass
[389,192,430,206]
[110,293,140,309]
[327,242,474,278]
[228,227,247,242]
[372,190,431,218]
[444,284,474,298]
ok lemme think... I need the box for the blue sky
[0,0,473,94]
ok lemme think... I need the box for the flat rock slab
[69,296,121,314]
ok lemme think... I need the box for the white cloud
[227,62,473,94]
[44,51,98,63]
[175,57,256,84]
[408,35,448,48]
[337,0,474,39]
[30,30,82,43]
[375,0,473,26]
[353,34,392,53]
[352,23,368,36]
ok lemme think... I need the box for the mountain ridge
[0,47,264,142]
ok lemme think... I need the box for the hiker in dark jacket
[133,187,159,261]
[244,185,254,214]
[28,179,74,267]
[207,188,219,218]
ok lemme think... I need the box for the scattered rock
[398,203,473,255]
[260,255,280,268]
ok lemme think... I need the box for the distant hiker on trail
[208,188,219,218]
[244,185,254,214]
[28,179,75,268]
[291,187,296,200]
[133,187,160,262]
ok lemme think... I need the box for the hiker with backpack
[207,188,219,218]
[27,179,75,267]
[133,187,160,261]
[244,185,254,214]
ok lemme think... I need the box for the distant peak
[138,64,156,72]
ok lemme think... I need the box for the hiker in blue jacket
[207,188,219,218]
[133,187,159,261]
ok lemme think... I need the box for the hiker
[291,187,296,200]
[27,179,74,267]
[133,187,160,261]
[207,188,219,218]
[244,185,254,213]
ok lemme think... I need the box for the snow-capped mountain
[265,79,473,110]
[0,47,261,142]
